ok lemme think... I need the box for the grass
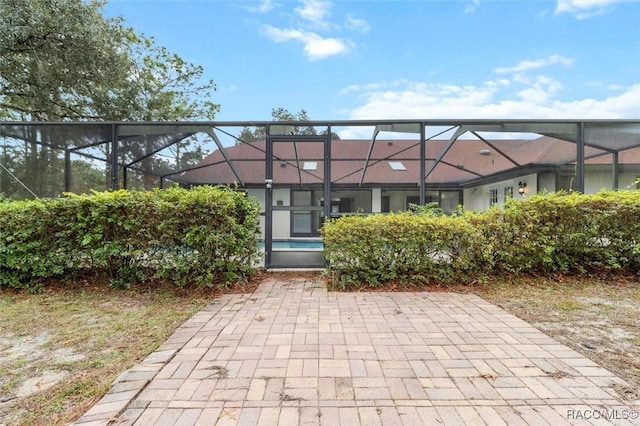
[0,279,257,426]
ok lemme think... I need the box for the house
[179,133,640,240]
[2,119,638,268]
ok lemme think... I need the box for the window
[504,186,513,200]
[292,212,313,235]
[292,190,312,206]
[291,190,321,236]
[489,188,498,207]
[388,161,406,171]
[330,190,372,214]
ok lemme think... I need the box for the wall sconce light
[518,181,527,196]
[280,160,287,167]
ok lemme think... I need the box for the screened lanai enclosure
[2,119,640,268]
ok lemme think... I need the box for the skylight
[388,161,406,171]
[303,161,317,171]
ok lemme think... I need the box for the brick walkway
[75,276,638,425]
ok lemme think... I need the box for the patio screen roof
[1,119,639,199]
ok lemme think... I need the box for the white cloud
[295,0,332,27]
[264,25,351,60]
[554,0,628,18]
[341,54,640,122]
[339,80,405,95]
[341,78,640,121]
[516,76,563,104]
[345,14,370,33]
[551,84,640,117]
[464,0,480,14]
[247,0,278,13]
[219,84,237,94]
[256,0,362,61]
[495,54,574,74]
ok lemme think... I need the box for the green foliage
[0,186,260,290]
[237,107,340,143]
[0,0,129,120]
[408,201,444,216]
[0,0,218,121]
[322,212,482,288]
[322,190,640,289]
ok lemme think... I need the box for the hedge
[322,191,640,289]
[0,186,261,291]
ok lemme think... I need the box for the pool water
[258,239,324,249]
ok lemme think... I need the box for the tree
[270,107,317,136]
[0,0,219,121]
[0,0,130,120]
[69,160,106,194]
[237,127,259,143]
[0,0,219,195]
[237,108,340,142]
[95,34,219,121]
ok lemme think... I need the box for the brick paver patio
[75,276,639,425]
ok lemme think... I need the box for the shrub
[322,190,640,289]
[322,211,483,289]
[0,186,260,291]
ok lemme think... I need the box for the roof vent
[479,149,491,156]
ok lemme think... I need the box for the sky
[104,0,640,124]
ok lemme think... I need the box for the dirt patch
[472,275,640,397]
[15,371,69,399]
[0,332,81,408]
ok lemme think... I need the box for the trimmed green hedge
[322,191,640,289]
[0,186,261,291]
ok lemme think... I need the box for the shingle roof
[178,136,640,186]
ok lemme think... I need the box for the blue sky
[105,0,640,123]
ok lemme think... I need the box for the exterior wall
[618,172,640,190]
[462,169,638,213]
[584,170,638,193]
[463,187,485,211]
[464,173,537,211]
[585,171,614,193]
[538,172,556,193]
